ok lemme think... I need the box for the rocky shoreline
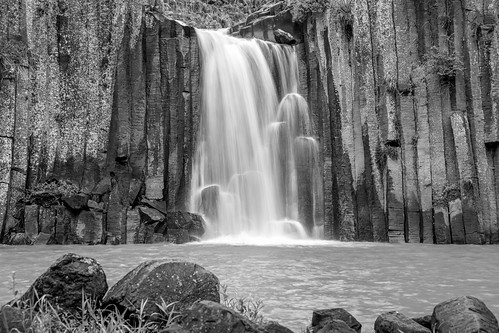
[1,253,498,333]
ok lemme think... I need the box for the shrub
[163,0,283,29]
[288,0,329,23]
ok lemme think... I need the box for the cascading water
[190,29,321,240]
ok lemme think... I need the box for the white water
[190,30,320,239]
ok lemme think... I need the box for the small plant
[288,0,329,23]
[424,46,464,80]
[220,284,265,325]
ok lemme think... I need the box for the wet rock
[316,319,356,333]
[127,208,141,243]
[76,210,103,244]
[180,300,265,333]
[431,296,499,333]
[375,311,430,333]
[62,193,89,210]
[0,304,30,333]
[311,308,361,333]
[165,211,205,238]
[138,206,165,224]
[19,253,108,312]
[33,232,51,245]
[411,315,432,330]
[102,260,219,317]
[263,321,294,333]
[274,29,296,45]
[167,229,190,244]
[7,233,33,245]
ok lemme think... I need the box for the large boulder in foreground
[311,308,362,333]
[102,260,219,317]
[180,300,266,333]
[18,253,107,312]
[374,311,430,333]
[431,296,499,333]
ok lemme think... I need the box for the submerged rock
[263,321,294,333]
[102,260,219,317]
[18,253,107,312]
[374,311,430,333]
[431,296,499,333]
[180,300,266,333]
[311,308,361,333]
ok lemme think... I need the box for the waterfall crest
[190,30,320,240]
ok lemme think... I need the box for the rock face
[431,296,499,333]
[311,308,362,333]
[19,253,108,312]
[180,300,266,333]
[2,0,499,244]
[374,311,431,333]
[102,260,220,317]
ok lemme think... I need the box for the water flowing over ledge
[190,30,321,240]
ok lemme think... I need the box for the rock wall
[235,0,499,244]
[2,0,499,244]
[0,0,201,244]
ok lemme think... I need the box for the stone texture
[102,260,219,317]
[311,308,361,333]
[19,253,108,313]
[165,211,205,239]
[262,321,294,333]
[316,320,356,333]
[431,296,499,333]
[180,300,266,333]
[374,311,431,333]
[138,205,165,224]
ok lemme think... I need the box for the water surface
[1,242,498,332]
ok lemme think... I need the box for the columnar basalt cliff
[1,0,499,244]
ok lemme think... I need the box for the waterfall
[190,29,321,240]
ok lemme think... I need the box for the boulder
[165,211,205,238]
[316,319,357,333]
[263,321,294,333]
[431,296,499,333]
[411,315,432,330]
[62,193,89,210]
[19,253,108,312]
[138,206,165,224]
[311,308,361,333]
[128,178,143,205]
[7,233,33,245]
[374,311,430,333]
[274,29,296,45]
[0,305,30,333]
[102,260,220,318]
[180,300,266,333]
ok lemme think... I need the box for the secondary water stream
[1,242,498,332]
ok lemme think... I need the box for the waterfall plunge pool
[1,242,498,332]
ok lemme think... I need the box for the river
[1,241,498,332]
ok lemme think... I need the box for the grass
[4,277,266,332]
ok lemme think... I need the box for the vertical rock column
[0,0,29,242]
